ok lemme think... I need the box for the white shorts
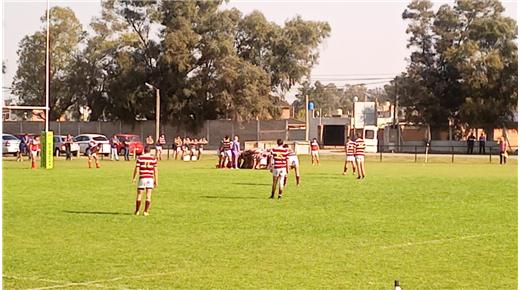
[138,178,154,189]
[259,158,268,166]
[311,150,319,157]
[89,152,98,158]
[355,155,364,162]
[288,156,299,167]
[224,150,232,158]
[176,147,182,152]
[272,168,287,177]
[346,155,355,162]
[156,145,163,151]
[30,150,38,158]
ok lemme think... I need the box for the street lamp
[353,96,358,138]
[145,82,160,142]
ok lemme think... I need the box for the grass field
[3,155,517,289]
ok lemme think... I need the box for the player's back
[136,154,157,179]
[355,138,365,156]
[346,140,356,156]
[271,146,289,168]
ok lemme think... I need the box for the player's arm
[154,167,158,187]
[132,162,138,182]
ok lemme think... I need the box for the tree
[12,7,85,120]
[397,0,517,136]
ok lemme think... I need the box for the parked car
[115,134,144,155]
[3,134,21,156]
[53,135,80,157]
[73,134,111,155]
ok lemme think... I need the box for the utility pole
[305,94,309,141]
[145,82,161,142]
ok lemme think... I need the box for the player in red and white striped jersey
[269,139,290,199]
[87,140,101,169]
[132,146,158,216]
[283,144,301,186]
[156,134,166,160]
[355,134,366,179]
[220,136,232,168]
[310,138,320,165]
[343,137,357,175]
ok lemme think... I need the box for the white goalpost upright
[3,0,53,168]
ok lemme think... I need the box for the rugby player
[355,134,366,179]
[269,139,290,199]
[29,136,40,169]
[156,134,166,160]
[220,136,232,168]
[310,138,320,165]
[132,146,158,216]
[87,140,101,169]
[283,144,300,186]
[343,136,357,175]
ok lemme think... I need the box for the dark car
[115,134,144,155]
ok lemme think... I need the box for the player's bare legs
[277,175,285,198]
[143,189,152,216]
[294,165,301,185]
[135,189,144,215]
[270,176,278,198]
[343,161,348,175]
[356,160,365,179]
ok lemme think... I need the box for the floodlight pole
[45,0,50,132]
[145,82,160,141]
[305,94,309,141]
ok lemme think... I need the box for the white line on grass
[3,275,66,284]
[28,272,175,290]
[380,232,506,250]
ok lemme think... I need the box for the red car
[115,134,144,155]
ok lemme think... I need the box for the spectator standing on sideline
[65,134,74,160]
[17,133,29,162]
[110,134,120,161]
[498,137,508,164]
[466,133,476,154]
[479,133,486,154]
[123,138,131,161]
[231,135,241,169]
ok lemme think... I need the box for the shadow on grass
[200,195,262,200]
[63,210,132,215]
[231,182,270,186]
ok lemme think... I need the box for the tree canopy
[392,0,517,134]
[12,0,330,129]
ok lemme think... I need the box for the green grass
[3,155,517,289]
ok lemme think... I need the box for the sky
[2,0,518,102]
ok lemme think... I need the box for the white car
[3,134,21,156]
[73,134,111,155]
[53,135,81,157]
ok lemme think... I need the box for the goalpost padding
[40,131,54,169]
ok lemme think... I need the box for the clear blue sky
[2,0,518,102]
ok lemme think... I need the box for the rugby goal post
[2,0,53,169]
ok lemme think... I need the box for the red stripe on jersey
[346,141,356,156]
[355,138,365,156]
[222,140,231,151]
[136,155,157,179]
[310,142,319,151]
[271,147,289,168]
[158,136,166,144]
